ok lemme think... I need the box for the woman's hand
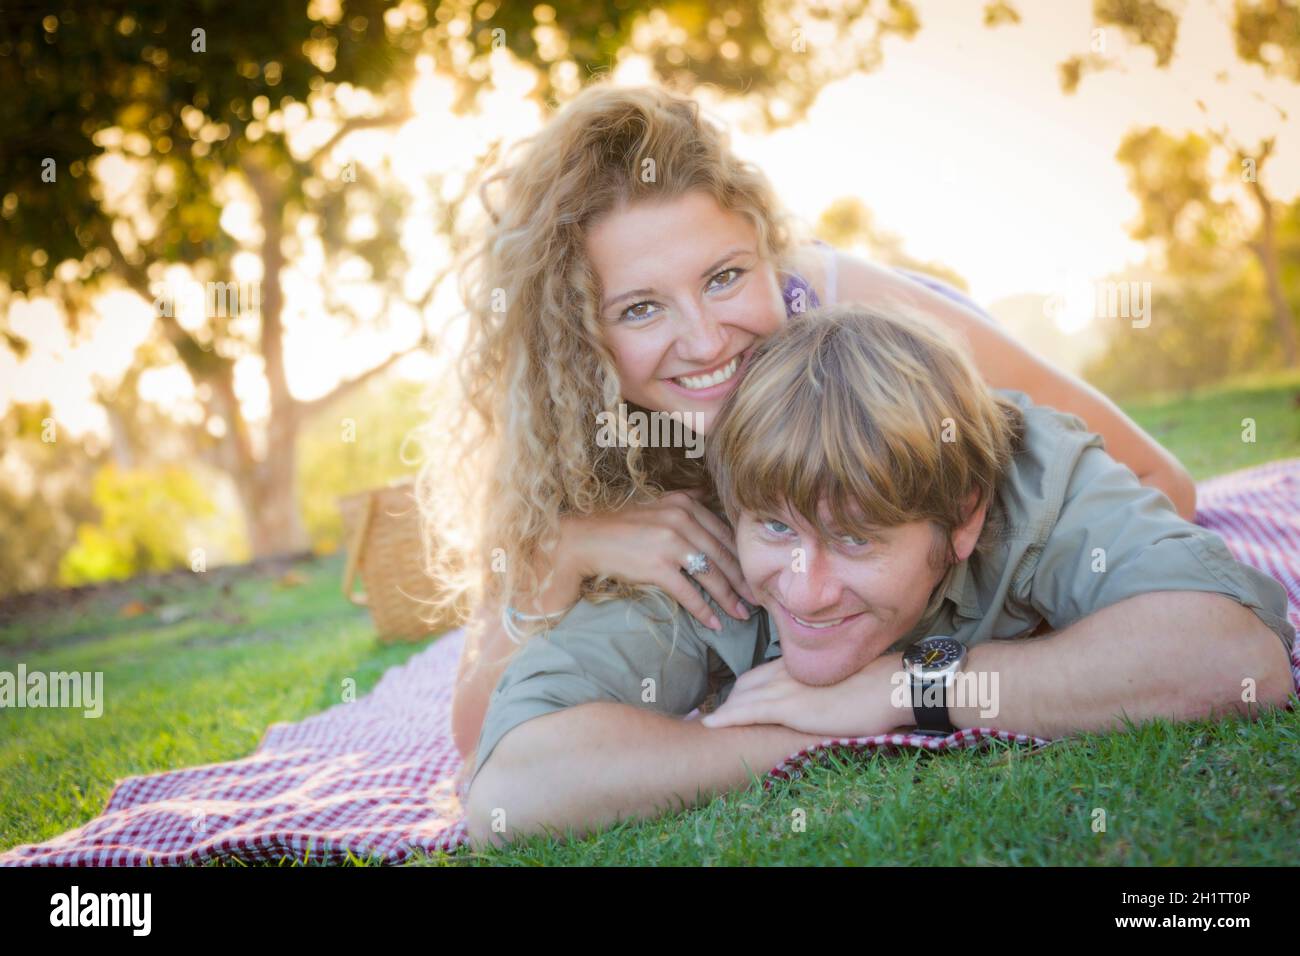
[559,489,759,632]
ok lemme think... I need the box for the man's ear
[951,489,989,563]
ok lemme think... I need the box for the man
[462,305,1296,849]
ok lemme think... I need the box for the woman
[413,81,1196,765]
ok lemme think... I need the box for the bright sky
[4,0,1298,441]
[720,0,1300,307]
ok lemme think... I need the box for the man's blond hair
[706,304,1026,572]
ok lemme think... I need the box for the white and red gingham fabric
[3,459,1299,865]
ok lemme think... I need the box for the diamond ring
[683,551,712,577]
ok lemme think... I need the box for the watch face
[903,636,965,675]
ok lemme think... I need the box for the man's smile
[773,599,869,642]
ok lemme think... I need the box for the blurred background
[2,0,1298,603]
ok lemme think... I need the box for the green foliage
[0,400,104,598]
[1234,0,1300,80]
[296,376,430,554]
[0,479,75,597]
[1114,127,1236,274]
[0,0,925,298]
[0,0,401,292]
[1080,125,1300,398]
[1059,2,1300,103]
[58,463,218,586]
[1083,270,1287,400]
[983,1,1022,27]
[1095,0,1180,66]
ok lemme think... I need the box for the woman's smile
[662,345,757,401]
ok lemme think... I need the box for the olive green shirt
[469,389,1296,790]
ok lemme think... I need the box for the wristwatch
[901,636,967,737]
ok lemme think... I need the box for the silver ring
[683,551,711,577]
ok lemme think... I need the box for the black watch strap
[912,674,955,736]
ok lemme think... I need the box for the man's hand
[700,655,908,738]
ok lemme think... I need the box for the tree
[2,1,448,557]
[1081,261,1283,398]
[1059,0,1300,366]
[58,463,219,586]
[0,400,104,597]
[1,0,939,560]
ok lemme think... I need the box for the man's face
[734,502,953,687]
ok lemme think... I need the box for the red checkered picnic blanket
[4,460,1299,865]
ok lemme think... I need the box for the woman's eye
[617,268,745,322]
[709,267,745,289]
[760,518,792,535]
[619,301,660,323]
[838,534,871,547]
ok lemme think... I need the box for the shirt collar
[905,557,982,645]
[942,557,984,620]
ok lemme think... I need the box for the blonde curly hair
[411,80,819,652]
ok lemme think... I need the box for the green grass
[1121,368,1300,480]
[0,557,431,863]
[3,371,1299,866]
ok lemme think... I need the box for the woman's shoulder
[792,244,991,323]
[783,239,837,308]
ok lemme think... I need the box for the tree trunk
[250,414,308,557]
[241,151,310,558]
[1246,176,1300,368]
[218,422,307,558]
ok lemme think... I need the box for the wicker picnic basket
[338,480,468,642]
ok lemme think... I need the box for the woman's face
[586,190,788,436]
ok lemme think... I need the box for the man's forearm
[464,702,828,848]
[927,591,1295,740]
